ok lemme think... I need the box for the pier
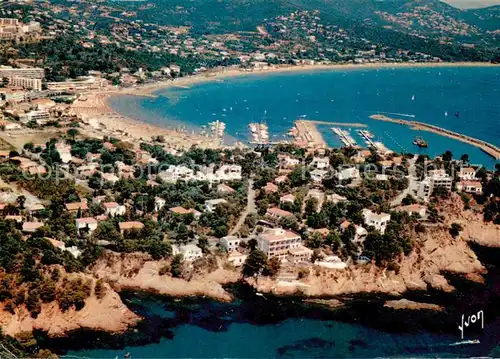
[249,122,270,144]
[293,120,327,148]
[331,127,359,147]
[301,120,367,128]
[370,114,500,160]
[358,130,392,155]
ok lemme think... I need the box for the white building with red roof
[76,217,98,234]
[266,207,294,219]
[102,202,126,216]
[457,180,483,194]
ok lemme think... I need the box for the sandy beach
[129,61,500,97]
[70,92,219,149]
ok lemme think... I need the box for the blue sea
[65,294,500,358]
[109,66,500,168]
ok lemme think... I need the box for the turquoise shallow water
[110,66,500,168]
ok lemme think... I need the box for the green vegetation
[483,175,500,223]
[449,223,464,238]
[0,222,96,317]
[170,254,184,278]
[242,250,268,277]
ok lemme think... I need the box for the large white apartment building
[0,18,18,26]
[0,89,27,102]
[8,76,42,91]
[46,76,106,91]
[417,169,453,202]
[0,66,44,79]
[157,164,243,184]
[257,228,312,263]
[0,19,40,40]
[19,110,50,124]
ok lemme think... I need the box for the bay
[109,66,500,168]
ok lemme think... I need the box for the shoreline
[126,61,500,97]
[78,61,499,151]
[43,263,500,357]
[70,92,220,149]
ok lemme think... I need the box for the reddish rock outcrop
[91,251,240,302]
[0,278,140,337]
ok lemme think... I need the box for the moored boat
[413,136,428,148]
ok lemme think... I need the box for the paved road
[391,156,419,207]
[230,178,256,235]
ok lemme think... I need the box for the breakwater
[369,114,500,160]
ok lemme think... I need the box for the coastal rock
[304,298,344,309]
[436,193,500,247]
[250,223,485,298]
[0,278,140,338]
[92,251,240,302]
[383,299,443,311]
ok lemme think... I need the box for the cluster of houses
[0,200,83,258]
[157,164,242,184]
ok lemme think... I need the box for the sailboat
[445,111,448,117]
[411,94,415,101]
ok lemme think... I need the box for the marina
[331,127,359,147]
[208,120,226,144]
[358,129,392,155]
[302,120,367,128]
[249,122,270,144]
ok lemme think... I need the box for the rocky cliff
[0,275,140,338]
[91,251,241,302]
[251,194,498,298]
[90,194,499,305]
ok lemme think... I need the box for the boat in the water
[449,339,480,346]
[413,136,428,148]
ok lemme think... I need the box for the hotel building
[417,169,453,202]
[257,228,312,263]
[8,76,42,91]
[0,66,44,79]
